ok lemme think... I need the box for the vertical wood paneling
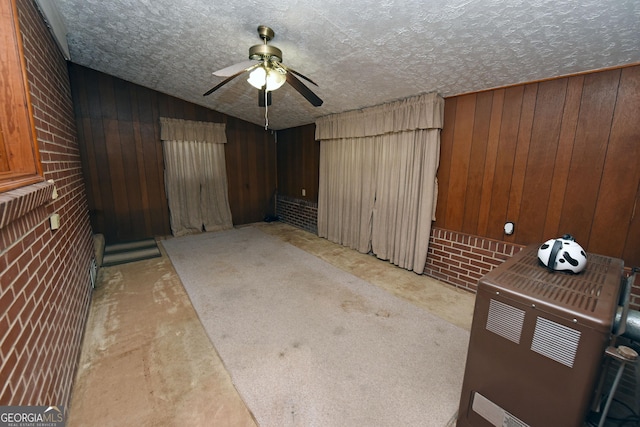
[89,116,116,234]
[437,64,640,266]
[147,88,169,236]
[276,124,318,201]
[477,89,504,236]
[558,69,620,244]
[118,119,144,238]
[591,67,640,259]
[69,64,275,243]
[259,131,277,215]
[224,124,242,222]
[223,119,276,225]
[77,118,100,226]
[542,75,584,238]
[434,97,457,224]
[504,83,537,243]
[130,87,152,237]
[98,73,117,119]
[115,78,132,121]
[485,86,523,239]
[444,94,476,230]
[462,91,493,234]
[517,78,567,243]
[141,120,166,234]
[225,122,250,224]
[246,128,260,217]
[102,118,131,239]
[136,85,155,122]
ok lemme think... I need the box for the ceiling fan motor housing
[249,44,282,63]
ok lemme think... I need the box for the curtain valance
[160,117,227,143]
[315,92,444,140]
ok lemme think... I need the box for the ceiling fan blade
[288,68,318,86]
[203,63,261,96]
[213,60,258,77]
[286,72,323,107]
[274,61,318,86]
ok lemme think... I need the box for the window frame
[0,0,43,192]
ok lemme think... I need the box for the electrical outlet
[302,189,306,196]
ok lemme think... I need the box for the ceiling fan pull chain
[264,89,269,130]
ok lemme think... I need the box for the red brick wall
[0,0,94,409]
[425,227,524,292]
[276,195,318,234]
[425,227,640,311]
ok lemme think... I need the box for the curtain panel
[160,118,233,237]
[316,92,443,274]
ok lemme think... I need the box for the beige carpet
[162,226,470,427]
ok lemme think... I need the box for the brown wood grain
[542,75,584,239]
[445,94,476,230]
[438,64,640,266]
[277,124,318,201]
[558,69,620,245]
[516,78,567,243]
[69,64,276,243]
[590,66,640,259]
[504,83,537,243]
[485,85,524,239]
[462,91,493,234]
[477,89,504,236]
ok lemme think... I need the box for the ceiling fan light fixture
[247,65,286,91]
[247,66,267,89]
[265,67,286,91]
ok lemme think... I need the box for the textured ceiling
[51,0,640,130]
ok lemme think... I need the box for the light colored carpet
[162,226,470,427]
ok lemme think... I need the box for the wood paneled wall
[68,64,276,243]
[276,124,319,200]
[435,64,640,266]
[225,121,277,223]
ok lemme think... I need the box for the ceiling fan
[203,25,323,108]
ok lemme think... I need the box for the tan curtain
[318,137,377,252]
[160,118,233,237]
[316,92,443,274]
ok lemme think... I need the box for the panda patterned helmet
[537,234,587,274]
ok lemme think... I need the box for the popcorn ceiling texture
[54,0,640,129]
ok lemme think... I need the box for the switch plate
[50,213,60,230]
